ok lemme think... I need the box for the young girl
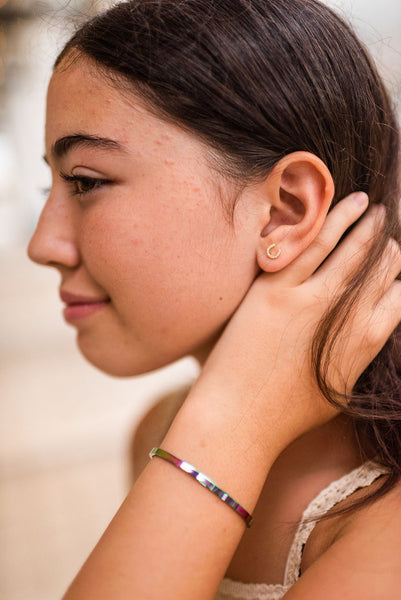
[28,0,401,598]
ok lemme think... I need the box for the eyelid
[71,166,109,178]
[60,173,111,185]
[59,171,112,197]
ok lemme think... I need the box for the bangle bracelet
[149,447,254,527]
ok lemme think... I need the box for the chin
[80,350,177,378]
[76,336,184,378]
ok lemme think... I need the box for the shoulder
[288,474,401,599]
[130,386,189,480]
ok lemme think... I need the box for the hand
[192,193,401,452]
[64,193,400,600]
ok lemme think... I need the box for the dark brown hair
[56,0,401,514]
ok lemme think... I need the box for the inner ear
[261,189,305,237]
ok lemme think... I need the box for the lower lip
[63,301,110,323]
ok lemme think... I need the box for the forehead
[46,60,145,144]
[45,59,227,197]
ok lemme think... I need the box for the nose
[27,191,80,269]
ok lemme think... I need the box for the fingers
[317,229,401,386]
[365,280,401,356]
[344,244,401,351]
[287,192,369,283]
[311,202,386,289]
[371,238,401,301]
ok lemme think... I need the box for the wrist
[160,383,286,516]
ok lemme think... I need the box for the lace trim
[216,461,388,600]
[217,578,290,600]
[283,460,388,585]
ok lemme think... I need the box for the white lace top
[215,461,387,600]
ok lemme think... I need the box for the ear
[256,152,334,272]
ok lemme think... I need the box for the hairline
[54,47,251,223]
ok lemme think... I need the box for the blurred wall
[0,1,400,600]
[0,3,199,600]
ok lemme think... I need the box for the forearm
[61,194,396,600]
[62,387,285,600]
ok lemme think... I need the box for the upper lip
[60,290,110,306]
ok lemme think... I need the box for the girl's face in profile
[28,59,261,376]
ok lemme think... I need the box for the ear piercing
[267,243,281,260]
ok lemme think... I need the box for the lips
[60,290,111,323]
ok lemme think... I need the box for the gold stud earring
[266,243,281,260]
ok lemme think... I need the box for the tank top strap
[283,461,388,586]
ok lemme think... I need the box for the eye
[75,176,100,194]
[60,172,111,198]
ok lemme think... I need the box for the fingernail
[352,192,369,207]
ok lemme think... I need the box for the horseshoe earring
[266,243,281,260]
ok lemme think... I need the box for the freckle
[219,297,223,301]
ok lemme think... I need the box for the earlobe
[266,243,282,260]
[257,152,334,272]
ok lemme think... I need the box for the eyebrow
[43,133,127,164]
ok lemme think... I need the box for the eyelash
[60,172,111,197]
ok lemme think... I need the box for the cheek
[109,223,230,318]
[80,193,256,356]
[84,191,228,292]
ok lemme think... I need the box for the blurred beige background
[0,1,400,599]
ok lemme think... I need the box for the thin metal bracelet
[149,447,254,527]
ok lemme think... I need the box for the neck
[273,413,363,479]
[258,413,366,521]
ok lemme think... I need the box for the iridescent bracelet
[149,447,254,527]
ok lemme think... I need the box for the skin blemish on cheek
[164,160,175,166]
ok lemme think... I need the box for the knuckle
[312,236,331,254]
[386,238,401,261]
[363,319,385,349]
[352,216,378,247]
[370,203,387,223]
[350,229,373,252]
